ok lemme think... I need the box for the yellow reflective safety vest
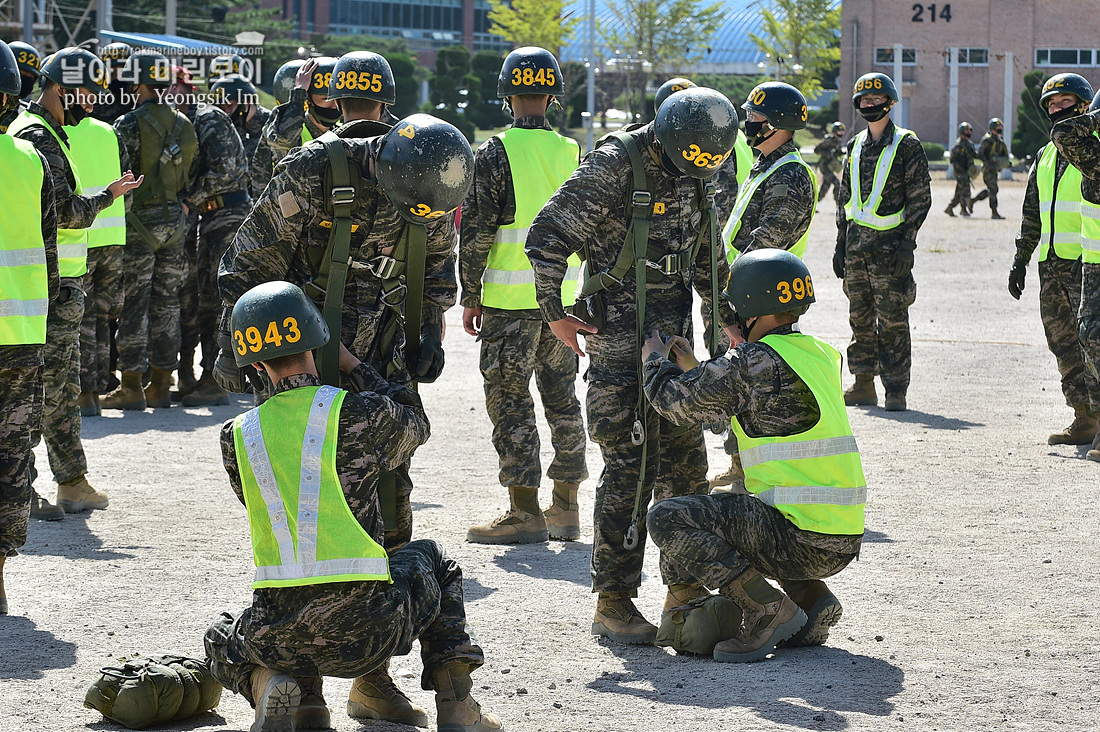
[233,385,391,589]
[731,333,867,536]
[68,117,126,249]
[733,129,753,187]
[845,126,915,231]
[1036,142,1083,262]
[302,123,313,144]
[7,110,89,277]
[722,150,817,262]
[482,126,582,309]
[1083,195,1100,265]
[0,135,49,345]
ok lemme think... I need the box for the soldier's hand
[213,348,251,393]
[549,315,597,357]
[295,59,317,91]
[462,305,483,337]
[891,247,915,278]
[107,171,144,201]
[667,336,699,370]
[1008,260,1027,300]
[641,329,673,361]
[832,242,846,279]
[415,324,445,383]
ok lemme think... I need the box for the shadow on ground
[0,615,77,679]
[20,512,138,560]
[855,406,982,431]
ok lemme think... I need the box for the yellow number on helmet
[371,73,382,93]
[398,123,415,139]
[522,67,535,85]
[546,69,556,86]
[792,277,805,300]
[233,330,247,356]
[682,144,701,162]
[264,320,284,347]
[284,317,301,343]
[511,68,522,85]
[800,105,808,121]
[777,281,792,303]
[805,275,814,297]
[245,326,263,352]
[751,88,767,105]
[873,78,882,89]
[534,68,545,85]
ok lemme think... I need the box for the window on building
[1035,49,1098,67]
[874,47,917,66]
[943,48,989,67]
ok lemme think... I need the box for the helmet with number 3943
[724,249,816,317]
[230,281,330,367]
[654,86,738,179]
[742,81,808,131]
[375,114,474,224]
[497,46,564,97]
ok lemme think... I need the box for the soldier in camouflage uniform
[0,40,42,133]
[92,42,134,124]
[0,39,59,612]
[210,73,271,165]
[526,87,738,644]
[833,72,931,412]
[204,281,500,732]
[462,47,588,545]
[645,250,865,662]
[1013,74,1100,448]
[973,118,1009,219]
[945,122,977,217]
[813,121,846,204]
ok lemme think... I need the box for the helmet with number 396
[231,281,329,367]
[375,114,474,224]
[852,72,898,106]
[742,82,808,131]
[328,51,396,105]
[497,46,564,97]
[724,249,816,317]
[654,86,738,179]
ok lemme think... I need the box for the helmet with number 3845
[497,46,564,97]
[742,82,808,131]
[231,281,329,366]
[724,249,816,318]
[852,72,898,106]
[654,86,738,179]
[375,114,474,225]
[328,51,395,105]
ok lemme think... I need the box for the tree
[1014,69,1051,165]
[487,0,579,53]
[467,50,513,130]
[748,0,841,99]
[426,45,478,142]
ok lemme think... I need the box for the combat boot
[592,592,658,644]
[776,579,842,647]
[843,375,877,406]
[961,205,971,217]
[542,480,580,541]
[973,189,989,204]
[347,660,429,727]
[56,475,109,513]
[713,568,806,663]
[144,367,174,408]
[709,452,744,491]
[944,204,955,217]
[431,663,503,732]
[294,675,331,730]
[991,206,1005,220]
[182,375,230,407]
[1087,431,1100,463]
[663,582,710,612]
[249,666,300,732]
[78,391,101,417]
[101,371,146,411]
[466,487,548,544]
[30,491,65,520]
[1048,405,1098,445]
[884,390,907,412]
[171,349,199,402]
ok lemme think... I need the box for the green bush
[921,142,945,162]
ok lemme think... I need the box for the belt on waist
[201,190,251,213]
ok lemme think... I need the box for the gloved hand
[891,247,915,278]
[414,323,445,383]
[1008,259,1027,300]
[213,347,253,393]
[832,241,846,279]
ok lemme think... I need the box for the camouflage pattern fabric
[978,131,1009,211]
[0,96,27,133]
[91,82,134,124]
[239,104,272,164]
[711,155,739,223]
[948,136,977,210]
[0,366,42,556]
[249,89,327,200]
[813,134,844,204]
[79,245,125,393]
[179,219,201,360]
[726,139,815,257]
[183,104,249,208]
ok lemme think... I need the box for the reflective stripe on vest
[1037,142,1083,261]
[7,110,88,276]
[845,127,914,231]
[730,333,867,535]
[233,385,391,588]
[483,126,582,309]
[68,117,126,248]
[722,151,818,262]
[1082,199,1100,264]
[0,135,48,345]
[734,129,753,187]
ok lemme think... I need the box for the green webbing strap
[699,179,721,357]
[316,134,355,388]
[402,224,428,380]
[133,106,184,210]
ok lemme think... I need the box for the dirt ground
[3,176,1099,732]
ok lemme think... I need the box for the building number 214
[911,3,951,22]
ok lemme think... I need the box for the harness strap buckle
[380,280,407,307]
[631,190,652,208]
[367,255,398,279]
[330,185,356,214]
[646,252,684,276]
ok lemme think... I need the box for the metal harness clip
[630,419,645,446]
[330,185,356,213]
[646,252,683,275]
[623,521,640,550]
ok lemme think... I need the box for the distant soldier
[973,117,1010,219]
[945,122,977,217]
[248,59,303,200]
[210,73,271,165]
[814,121,846,203]
[0,40,41,133]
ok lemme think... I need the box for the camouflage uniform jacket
[1013,146,1071,263]
[525,123,735,376]
[835,120,931,253]
[113,98,197,226]
[249,88,329,199]
[727,138,815,257]
[813,134,844,169]
[459,115,568,318]
[239,104,272,163]
[91,81,133,124]
[1051,111,1100,205]
[218,366,429,639]
[978,132,1008,167]
[0,96,29,133]
[183,104,250,206]
[220,125,457,359]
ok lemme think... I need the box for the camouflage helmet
[958,121,973,135]
[328,51,396,105]
[742,82,808,131]
[40,47,108,91]
[99,42,132,68]
[654,87,738,179]
[497,46,564,98]
[375,114,474,224]
[307,56,338,96]
[210,54,248,79]
[209,74,258,106]
[829,121,846,134]
[230,281,329,367]
[852,72,898,106]
[8,40,41,78]
[654,77,696,114]
[724,249,815,318]
[0,41,21,96]
[1039,73,1094,108]
[273,59,306,105]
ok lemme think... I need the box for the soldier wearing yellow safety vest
[462,47,588,545]
[203,281,502,732]
[1011,73,1099,446]
[8,47,141,519]
[644,250,865,663]
[0,39,59,615]
[833,72,931,412]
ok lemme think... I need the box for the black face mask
[231,105,248,127]
[744,119,776,148]
[61,92,90,126]
[19,73,34,100]
[1047,107,1078,126]
[858,102,891,122]
[309,101,341,127]
[659,149,684,177]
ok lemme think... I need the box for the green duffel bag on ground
[655,594,745,655]
[84,654,222,729]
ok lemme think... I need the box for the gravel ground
[3,177,1098,732]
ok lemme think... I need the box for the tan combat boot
[144,367,174,408]
[542,480,580,541]
[101,371,146,411]
[182,374,230,407]
[56,476,109,513]
[884,390,907,412]
[30,491,65,521]
[592,592,658,644]
[432,663,503,732]
[1048,405,1098,445]
[294,675,331,730]
[663,582,710,612]
[709,452,744,491]
[712,568,807,663]
[843,375,877,406]
[944,204,955,217]
[466,487,548,544]
[347,660,429,727]
[249,665,300,732]
[1087,431,1100,463]
[78,391,100,417]
[776,579,842,647]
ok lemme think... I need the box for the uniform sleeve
[421,213,458,332]
[978,136,993,163]
[220,420,247,507]
[692,204,735,337]
[711,159,738,223]
[739,164,815,255]
[263,89,308,166]
[835,153,851,247]
[113,129,134,214]
[1051,111,1100,181]
[642,348,755,426]
[897,136,932,248]
[38,152,59,301]
[341,384,431,472]
[16,126,112,230]
[185,111,249,205]
[459,137,508,308]
[1013,161,1042,263]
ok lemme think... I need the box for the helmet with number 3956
[852,72,898,106]
[231,281,330,367]
[497,46,564,97]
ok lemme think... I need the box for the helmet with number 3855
[328,51,395,105]
[497,46,564,97]
[654,86,738,179]
[231,281,329,366]
[742,82,808,131]
[375,114,474,225]
[852,72,898,106]
[724,249,816,317]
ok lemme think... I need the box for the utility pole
[1003,51,1013,158]
[22,0,34,43]
[893,42,904,127]
[166,0,177,35]
[948,47,959,151]
[98,0,113,37]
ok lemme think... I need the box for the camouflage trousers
[817,166,839,203]
[118,230,187,373]
[948,174,971,210]
[80,245,125,393]
[31,285,88,485]
[196,207,247,374]
[204,539,484,703]
[1076,262,1100,397]
[1038,257,1099,409]
[0,366,41,556]
[179,220,200,361]
[843,248,917,392]
[479,310,587,490]
[647,493,860,588]
[982,170,1000,212]
[587,375,709,593]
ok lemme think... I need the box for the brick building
[839,0,1100,148]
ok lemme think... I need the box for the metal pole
[1003,51,1014,158]
[98,0,113,35]
[586,0,595,152]
[893,42,904,127]
[948,47,959,150]
[166,0,177,35]
[22,0,34,43]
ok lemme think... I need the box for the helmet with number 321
[852,72,898,106]
[375,114,474,224]
[742,81,808,131]
[231,281,329,367]
[497,46,564,97]
[724,249,815,317]
[328,51,396,105]
[654,86,738,179]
